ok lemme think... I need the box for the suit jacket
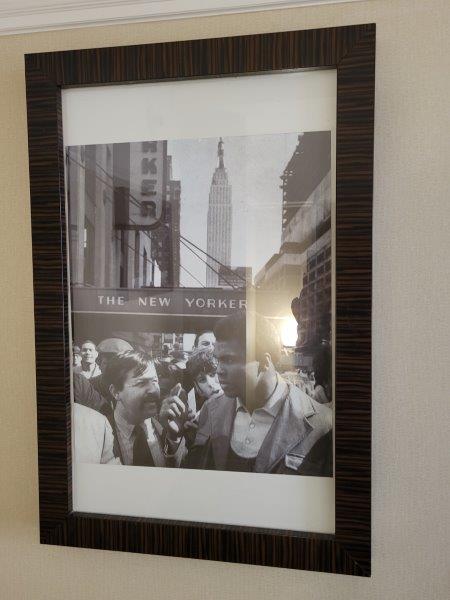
[184,382,333,476]
[111,414,185,468]
[73,372,112,419]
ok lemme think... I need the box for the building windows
[297,242,332,352]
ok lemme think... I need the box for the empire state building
[206,138,232,287]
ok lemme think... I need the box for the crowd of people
[73,311,333,476]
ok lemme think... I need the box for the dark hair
[103,350,153,392]
[186,348,218,381]
[154,358,185,397]
[214,310,281,364]
[313,342,331,388]
[193,330,214,348]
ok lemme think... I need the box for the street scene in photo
[68,132,333,477]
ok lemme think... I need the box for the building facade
[254,132,332,365]
[67,140,180,290]
[206,138,232,287]
[218,266,252,289]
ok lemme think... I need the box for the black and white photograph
[68,131,333,479]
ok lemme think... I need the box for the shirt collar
[263,374,288,416]
[236,374,288,417]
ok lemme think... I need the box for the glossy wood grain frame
[25,24,375,576]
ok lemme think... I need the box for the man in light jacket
[73,403,118,464]
[178,310,332,476]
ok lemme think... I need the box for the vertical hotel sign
[117,140,166,229]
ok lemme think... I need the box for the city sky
[168,133,300,288]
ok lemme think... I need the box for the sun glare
[280,316,298,347]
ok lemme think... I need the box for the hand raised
[159,383,187,440]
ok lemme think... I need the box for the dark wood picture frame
[25,23,374,576]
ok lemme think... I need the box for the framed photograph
[25,24,375,575]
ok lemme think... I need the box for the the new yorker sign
[72,287,248,317]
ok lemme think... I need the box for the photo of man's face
[214,339,259,400]
[81,342,97,365]
[196,331,216,350]
[113,362,160,425]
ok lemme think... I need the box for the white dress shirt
[114,411,137,466]
[114,412,165,466]
[230,375,288,458]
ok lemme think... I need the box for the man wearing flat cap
[90,338,134,405]
[75,337,133,419]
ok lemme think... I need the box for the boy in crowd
[185,347,223,417]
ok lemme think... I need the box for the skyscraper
[206,138,232,287]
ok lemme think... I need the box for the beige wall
[0,0,449,598]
